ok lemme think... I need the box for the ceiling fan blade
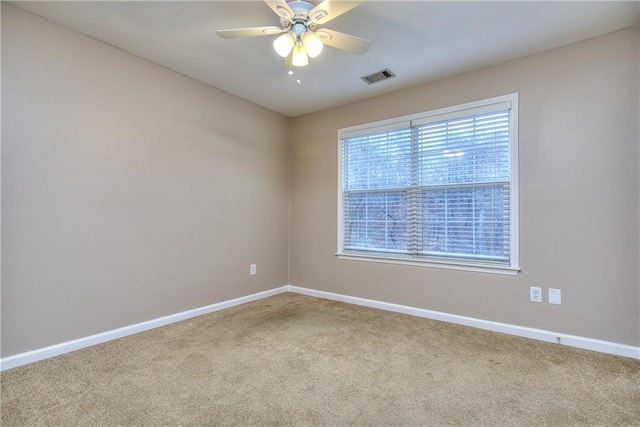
[309,1,364,25]
[264,0,295,22]
[316,29,371,54]
[216,26,284,39]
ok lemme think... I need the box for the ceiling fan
[216,0,370,68]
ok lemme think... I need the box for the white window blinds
[339,96,517,268]
[342,127,412,254]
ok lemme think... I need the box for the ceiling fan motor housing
[288,0,314,17]
[285,1,325,31]
[291,23,307,37]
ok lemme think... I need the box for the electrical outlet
[548,288,561,305]
[530,286,542,303]
[250,264,257,275]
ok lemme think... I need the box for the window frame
[336,93,520,275]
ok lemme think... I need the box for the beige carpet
[1,292,639,426]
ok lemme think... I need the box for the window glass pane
[342,128,412,191]
[422,186,508,261]
[344,191,408,252]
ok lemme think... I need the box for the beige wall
[290,27,640,346]
[1,5,290,357]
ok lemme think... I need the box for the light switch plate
[548,288,561,305]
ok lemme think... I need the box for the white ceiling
[9,1,640,117]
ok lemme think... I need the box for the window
[337,94,519,275]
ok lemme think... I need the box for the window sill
[336,252,520,276]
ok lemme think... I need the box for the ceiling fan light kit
[217,0,370,70]
[302,32,323,57]
[292,42,309,66]
[273,32,295,57]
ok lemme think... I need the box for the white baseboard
[287,285,640,360]
[0,286,289,371]
[2,284,637,371]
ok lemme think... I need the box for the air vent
[361,69,395,85]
